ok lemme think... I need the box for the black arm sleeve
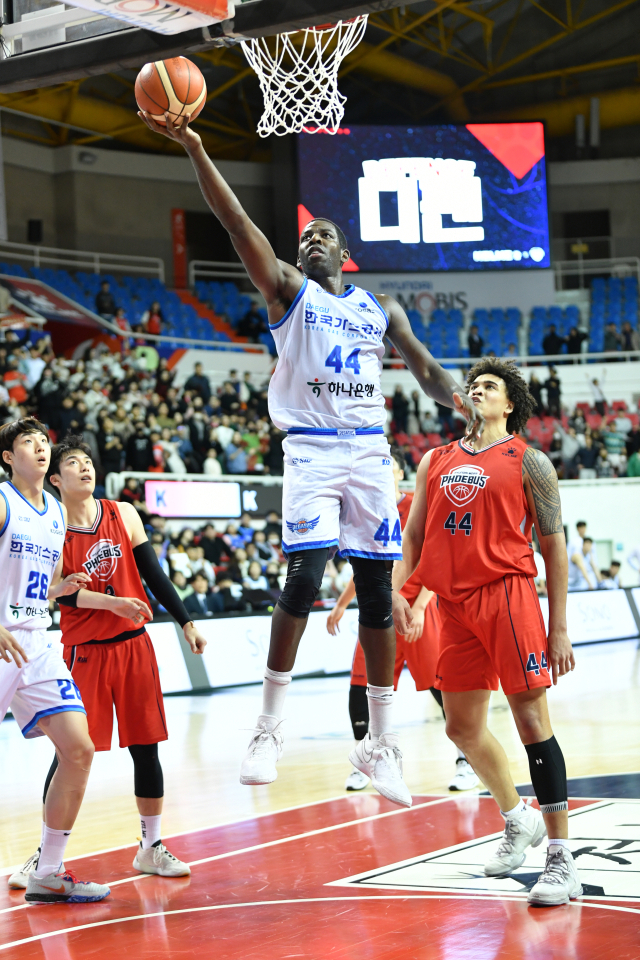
[57,591,79,608]
[132,541,192,629]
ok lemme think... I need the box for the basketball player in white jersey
[140,109,483,808]
[0,418,124,902]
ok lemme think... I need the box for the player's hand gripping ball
[135,57,207,127]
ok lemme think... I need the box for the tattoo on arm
[523,447,563,537]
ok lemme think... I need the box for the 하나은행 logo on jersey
[440,465,489,506]
[83,539,123,580]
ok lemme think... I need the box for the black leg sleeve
[129,743,164,799]
[348,684,369,741]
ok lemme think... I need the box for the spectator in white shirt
[568,537,600,591]
[598,560,621,589]
[567,520,600,581]
[243,560,269,592]
[586,371,607,416]
[203,448,222,476]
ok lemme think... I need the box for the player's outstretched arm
[523,447,574,684]
[382,297,483,442]
[392,451,432,634]
[115,501,206,654]
[138,111,302,312]
[327,576,356,635]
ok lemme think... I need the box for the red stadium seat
[576,402,591,415]
[394,432,410,447]
[586,413,602,430]
[628,413,639,427]
[411,433,427,449]
[612,400,628,412]
[410,446,423,465]
[426,433,444,448]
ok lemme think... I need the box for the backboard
[0,0,406,93]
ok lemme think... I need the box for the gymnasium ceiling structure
[2,0,640,160]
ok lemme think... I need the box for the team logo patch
[83,539,123,579]
[440,465,489,505]
[285,516,320,535]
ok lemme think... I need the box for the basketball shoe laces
[494,817,527,859]
[247,719,284,758]
[375,738,404,776]
[537,848,570,886]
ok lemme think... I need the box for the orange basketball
[135,56,206,126]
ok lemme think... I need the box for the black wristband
[57,590,79,608]
[132,541,191,628]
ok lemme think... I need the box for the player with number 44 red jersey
[392,359,582,909]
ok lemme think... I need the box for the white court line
[1,895,639,952]
[0,792,377,878]
[0,797,455,914]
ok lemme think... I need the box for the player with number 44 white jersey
[135,107,484,805]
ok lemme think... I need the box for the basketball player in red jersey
[393,359,582,907]
[327,448,478,792]
[9,436,207,889]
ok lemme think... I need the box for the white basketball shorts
[0,628,86,739]
[281,430,402,560]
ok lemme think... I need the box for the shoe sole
[25,892,110,903]
[371,778,412,808]
[448,780,480,792]
[133,860,191,877]
[8,880,27,890]
[528,885,583,907]
[345,783,369,791]
[240,774,277,785]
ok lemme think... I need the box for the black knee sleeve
[278,548,328,619]
[524,736,568,814]
[43,755,59,803]
[430,686,445,719]
[349,684,369,740]
[129,743,164,799]
[351,557,393,629]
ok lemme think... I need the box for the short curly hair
[465,358,536,435]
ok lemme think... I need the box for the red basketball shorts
[351,597,440,691]
[435,575,550,695]
[64,631,168,751]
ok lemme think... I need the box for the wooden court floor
[1,638,639,959]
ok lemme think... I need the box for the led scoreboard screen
[297,123,550,273]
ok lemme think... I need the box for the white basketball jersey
[0,483,65,631]
[268,278,388,432]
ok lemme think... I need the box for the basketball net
[240,16,367,137]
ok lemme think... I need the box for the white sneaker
[528,845,583,906]
[345,767,370,791]
[448,758,480,791]
[133,841,190,877]
[239,720,284,785]
[25,869,110,903]
[349,733,412,808]
[484,804,546,877]
[8,848,41,890]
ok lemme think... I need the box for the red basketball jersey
[418,435,537,602]
[397,493,423,603]
[60,499,149,646]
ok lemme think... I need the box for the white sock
[140,814,162,849]
[456,747,466,760]
[34,826,71,878]
[40,820,46,849]
[501,798,527,819]
[548,838,571,851]
[367,684,394,739]
[259,667,292,726]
